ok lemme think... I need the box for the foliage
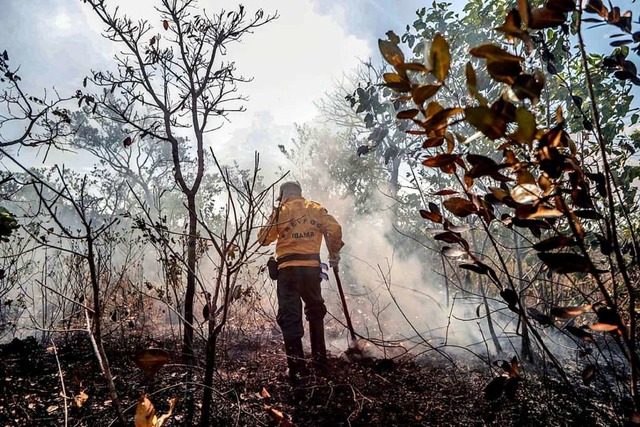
[375,0,640,420]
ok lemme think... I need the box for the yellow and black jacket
[258,196,344,269]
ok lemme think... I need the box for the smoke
[268,126,504,363]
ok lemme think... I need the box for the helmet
[278,181,302,201]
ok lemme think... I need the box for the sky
[0,0,636,173]
[0,0,428,172]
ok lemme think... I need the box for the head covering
[278,181,302,202]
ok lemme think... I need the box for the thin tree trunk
[182,193,197,362]
[87,241,125,426]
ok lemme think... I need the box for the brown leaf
[433,189,458,196]
[487,60,523,84]
[512,74,543,103]
[397,109,420,120]
[74,390,89,408]
[133,348,170,379]
[484,376,507,400]
[565,326,594,342]
[532,235,576,251]
[517,0,531,26]
[430,33,451,82]
[412,84,442,107]
[582,364,596,385]
[537,252,595,274]
[470,45,524,62]
[379,39,404,67]
[465,107,507,140]
[528,6,568,29]
[163,20,169,30]
[547,0,575,12]
[443,197,478,217]
[419,209,442,223]
[123,136,133,147]
[422,153,460,168]
[434,231,465,244]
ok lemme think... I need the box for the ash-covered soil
[0,333,623,426]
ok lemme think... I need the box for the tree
[82,0,277,362]
[379,0,640,419]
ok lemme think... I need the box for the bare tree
[82,0,277,361]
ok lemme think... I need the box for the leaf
[397,109,420,119]
[510,183,540,203]
[460,263,489,275]
[512,74,543,103]
[260,387,271,399]
[135,395,178,427]
[433,189,458,196]
[443,197,478,217]
[470,45,524,62]
[538,252,596,274]
[500,289,519,307]
[528,6,567,29]
[434,231,465,244]
[422,153,460,168]
[155,397,178,427]
[547,0,575,12]
[511,108,537,145]
[487,60,523,84]
[379,39,404,67]
[430,34,451,82]
[163,20,169,30]
[133,348,170,379]
[532,235,576,251]
[565,326,594,342]
[484,376,507,400]
[265,405,293,426]
[419,209,442,223]
[442,246,467,258]
[74,390,89,408]
[123,136,133,147]
[588,323,618,332]
[504,377,520,400]
[527,307,553,326]
[412,84,442,107]
[465,107,507,140]
[550,305,592,319]
[582,365,596,385]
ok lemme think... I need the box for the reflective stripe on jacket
[258,196,344,269]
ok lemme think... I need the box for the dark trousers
[276,266,326,342]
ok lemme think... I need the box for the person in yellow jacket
[258,181,344,381]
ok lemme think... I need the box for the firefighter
[258,181,344,381]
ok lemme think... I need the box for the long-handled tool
[333,267,369,361]
[333,267,356,341]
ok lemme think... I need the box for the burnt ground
[0,333,626,426]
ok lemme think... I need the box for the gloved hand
[329,254,340,271]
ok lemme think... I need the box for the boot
[284,339,308,382]
[308,320,328,373]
